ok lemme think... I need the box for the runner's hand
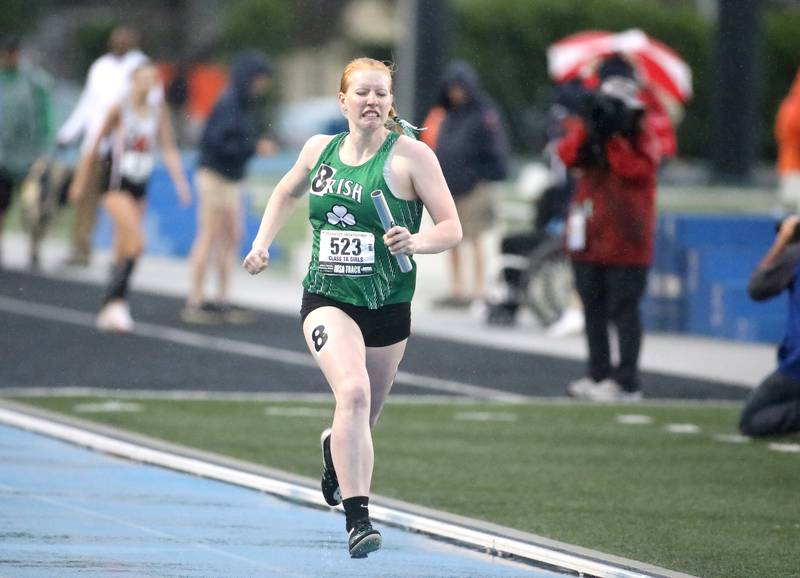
[243,247,270,275]
[383,226,416,256]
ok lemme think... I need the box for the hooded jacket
[198,51,271,181]
[433,61,508,198]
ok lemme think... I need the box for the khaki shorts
[195,167,242,210]
[455,184,495,240]
[779,172,800,212]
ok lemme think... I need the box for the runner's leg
[303,306,372,498]
[366,340,407,427]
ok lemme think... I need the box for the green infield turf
[9,396,799,578]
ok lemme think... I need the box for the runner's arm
[68,106,120,202]
[157,105,191,206]
[243,135,330,274]
[749,217,800,301]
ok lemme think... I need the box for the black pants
[572,261,648,391]
[0,168,15,214]
[499,231,549,296]
[739,370,800,437]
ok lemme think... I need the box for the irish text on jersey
[310,163,363,202]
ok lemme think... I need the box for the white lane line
[453,411,517,422]
[0,295,526,403]
[615,414,654,425]
[665,423,701,434]
[768,442,800,454]
[0,406,666,578]
[0,387,470,405]
[263,406,332,418]
[73,401,142,413]
[0,386,745,409]
[712,434,750,444]
[1,387,338,403]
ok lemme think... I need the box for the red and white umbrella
[547,29,693,103]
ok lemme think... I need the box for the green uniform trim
[303,131,423,309]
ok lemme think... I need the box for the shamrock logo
[326,205,356,227]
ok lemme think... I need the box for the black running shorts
[0,169,15,213]
[300,289,411,347]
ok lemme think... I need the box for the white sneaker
[116,302,134,332]
[96,306,114,331]
[567,377,597,398]
[96,302,134,333]
[584,379,643,403]
[547,307,585,337]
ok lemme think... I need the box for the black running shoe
[320,428,341,506]
[348,520,382,558]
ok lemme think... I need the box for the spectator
[431,60,509,307]
[739,215,800,437]
[0,35,52,268]
[57,25,150,267]
[776,69,800,212]
[485,78,585,328]
[559,76,661,402]
[182,51,277,323]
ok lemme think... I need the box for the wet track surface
[0,269,748,400]
[0,268,730,577]
[0,424,567,578]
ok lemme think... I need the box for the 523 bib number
[319,230,375,276]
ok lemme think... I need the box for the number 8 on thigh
[302,306,366,363]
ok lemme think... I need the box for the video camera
[577,77,645,166]
[583,91,641,140]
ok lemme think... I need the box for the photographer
[558,76,661,402]
[739,215,800,437]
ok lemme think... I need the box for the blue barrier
[644,213,784,343]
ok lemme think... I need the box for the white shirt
[58,49,154,155]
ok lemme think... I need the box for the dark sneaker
[348,520,382,558]
[219,303,256,324]
[432,295,473,309]
[486,303,518,326]
[181,302,224,324]
[62,254,90,267]
[320,428,341,506]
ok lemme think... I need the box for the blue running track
[0,424,568,577]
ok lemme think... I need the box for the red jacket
[557,117,660,266]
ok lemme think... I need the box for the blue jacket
[433,61,509,198]
[748,243,800,380]
[198,51,271,181]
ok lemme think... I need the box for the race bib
[120,151,155,184]
[319,230,375,276]
[567,208,587,251]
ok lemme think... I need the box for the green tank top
[303,131,423,309]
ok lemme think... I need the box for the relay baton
[371,190,413,273]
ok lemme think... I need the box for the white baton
[371,190,413,273]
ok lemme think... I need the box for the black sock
[343,496,369,532]
[104,257,136,304]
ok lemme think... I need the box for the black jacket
[434,61,509,198]
[198,51,271,181]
